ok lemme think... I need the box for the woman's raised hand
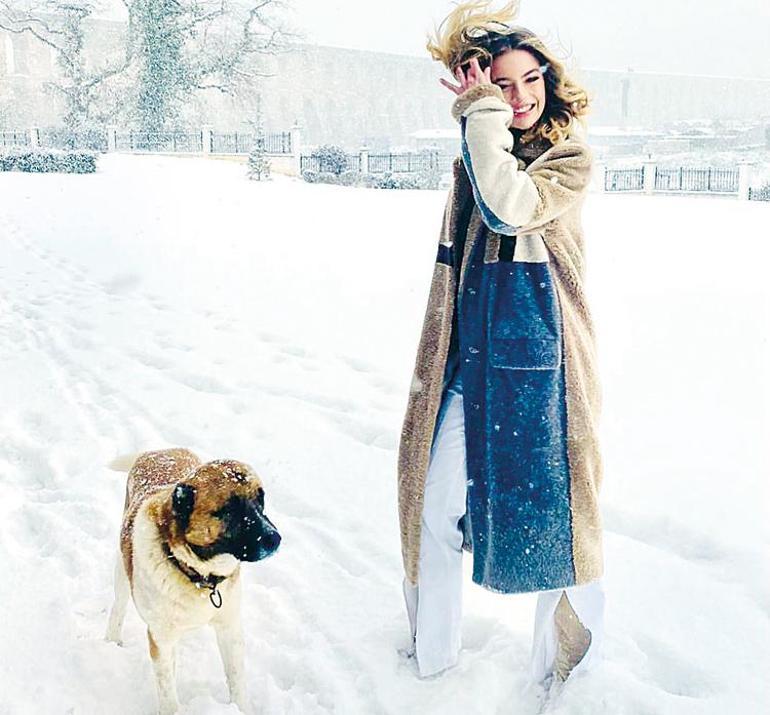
[439,57,493,96]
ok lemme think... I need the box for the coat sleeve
[451,84,592,235]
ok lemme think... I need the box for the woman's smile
[512,102,537,117]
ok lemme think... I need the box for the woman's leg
[530,579,606,685]
[403,392,468,677]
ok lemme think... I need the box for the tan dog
[105,448,281,714]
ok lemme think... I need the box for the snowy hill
[0,155,767,714]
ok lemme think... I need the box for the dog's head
[170,460,281,563]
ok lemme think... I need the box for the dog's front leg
[148,627,180,715]
[106,554,130,644]
[214,607,248,712]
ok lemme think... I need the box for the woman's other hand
[440,57,493,96]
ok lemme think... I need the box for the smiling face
[490,48,547,131]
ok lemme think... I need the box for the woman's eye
[527,76,541,83]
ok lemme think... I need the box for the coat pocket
[490,337,562,371]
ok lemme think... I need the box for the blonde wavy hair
[426,1,589,145]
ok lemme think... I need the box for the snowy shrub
[302,167,436,190]
[310,144,349,175]
[749,181,770,201]
[301,170,360,186]
[415,168,442,190]
[334,170,361,186]
[367,172,423,190]
[0,149,97,174]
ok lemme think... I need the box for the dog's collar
[162,541,227,608]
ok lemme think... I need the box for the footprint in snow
[173,369,232,395]
[633,633,718,699]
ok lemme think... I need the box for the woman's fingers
[442,59,492,96]
[455,65,468,91]
[469,57,481,82]
[472,58,492,85]
[439,77,463,95]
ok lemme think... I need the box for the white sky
[287,0,770,79]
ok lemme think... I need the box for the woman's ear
[172,483,196,531]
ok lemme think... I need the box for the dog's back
[120,448,201,581]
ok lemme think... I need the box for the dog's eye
[212,499,238,520]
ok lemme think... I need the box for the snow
[0,154,768,714]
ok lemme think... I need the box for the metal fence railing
[115,131,204,153]
[655,167,739,193]
[300,151,454,175]
[368,152,443,173]
[0,128,295,155]
[605,167,644,192]
[211,132,292,155]
[212,132,254,154]
[300,154,362,173]
[261,132,292,155]
[39,128,109,152]
[1,130,30,148]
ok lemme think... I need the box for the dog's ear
[172,483,196,531]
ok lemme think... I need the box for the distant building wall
[2,20,769,146]
[583,69,770,127]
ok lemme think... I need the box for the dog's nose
[261,530,281,553]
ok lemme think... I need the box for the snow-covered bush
[310,145,349,175]
[301,167,438,190]
[334,170,361,186]
[301,170,359,186]
[0,149,97,174]
[366,172,423,190]
[415,168,442,190]
[749,181,770,201]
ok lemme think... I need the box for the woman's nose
[508,83,525,101]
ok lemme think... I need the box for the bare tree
[128,0,297,134]
[0,0,133,131]
[0,0,298,134]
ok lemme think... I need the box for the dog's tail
[109,453,143,473]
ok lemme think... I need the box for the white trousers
[403,393,605,680]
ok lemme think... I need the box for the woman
[397,0,605,689]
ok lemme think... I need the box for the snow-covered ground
[1,154,768,714]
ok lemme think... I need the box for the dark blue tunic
[437,225,575,594]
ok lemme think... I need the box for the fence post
[29,127,39,149]
[738,161,755,200]
[359,146,369,174]
[202,126,212,154]
[290,121,302,176]
[107,125,117,152]
[643,159,656,194]
[593,162,606,192]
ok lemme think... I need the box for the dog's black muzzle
[239,511,281,562]
[190,495,281,563]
